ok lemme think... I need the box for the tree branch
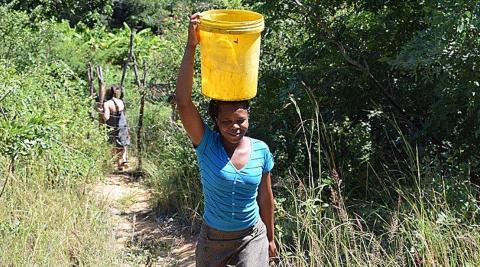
[120,30,136,89]
[136,60,147,170]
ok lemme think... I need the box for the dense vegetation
[0,6,116,265]
[1,0,480,266]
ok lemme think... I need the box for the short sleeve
[194,124,213,154]
[262,147,274,173]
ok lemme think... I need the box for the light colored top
[195,125,274,231]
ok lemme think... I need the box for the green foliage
[0,6,116,265]
[110,0,247,32]
[3,0,480,264]
[0,7,45,71]
[110,0,175,32]
[141,104,203,222]
[1,0,113,27]
[0,61,107,185]
[248,0,480,196]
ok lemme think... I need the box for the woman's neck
[221,136,248,158]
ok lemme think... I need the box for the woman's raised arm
[175,13,204,146]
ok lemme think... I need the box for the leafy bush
[247,0,480,199]
[1,0,113,27]
[141,104,203,224]
[0,7,116,265]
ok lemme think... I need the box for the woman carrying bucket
[176,12,276,266]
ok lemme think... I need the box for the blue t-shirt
[195,125,274,231]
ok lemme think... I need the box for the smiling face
[216,102,249,145]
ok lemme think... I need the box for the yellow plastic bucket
[199,9,264,101]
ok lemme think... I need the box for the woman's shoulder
[106,98,124,108]
[104,99,119,105]
[249,137,270,151]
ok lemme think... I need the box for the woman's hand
[187,13,201,48]
[268,240,277,259]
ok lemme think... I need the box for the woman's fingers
[190,12,201,26]
[187,12,201,47]
[190,12,201,20]
[191,19,200,27]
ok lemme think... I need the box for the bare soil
[92,172,196,266]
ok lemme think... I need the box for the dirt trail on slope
[92,171,196,266]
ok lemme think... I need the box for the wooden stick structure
[87,63,97,120]
[120,30,136,89]
[96,65,106,104]
[96,65,106,124]
[87,28,149,174]
[136,59,147,170]
[87,63,95,98]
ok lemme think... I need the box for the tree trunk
[96,65,106,124]
[120,30,136,89]
[87,63,96,120]
[135,58,147,171]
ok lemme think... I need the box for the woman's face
[216,103,249,144]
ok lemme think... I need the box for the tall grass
[0,162,119,266]
[0,24,122,263]
[0,117,120,266]
[141,103,203,225]
[273,89,480,266]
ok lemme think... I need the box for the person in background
[176,13,276,266]
[100,85,130,171]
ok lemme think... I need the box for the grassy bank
[0,171,119,265]
[0,7,120,264]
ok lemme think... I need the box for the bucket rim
[199,9,264,34]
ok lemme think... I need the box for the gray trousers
[196,220,269,267]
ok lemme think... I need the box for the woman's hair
[208,100,250,131]
[105,85,124,100]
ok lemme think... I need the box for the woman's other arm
[102,101,110,121]
[257,172,277,258]
[176,13,204,146]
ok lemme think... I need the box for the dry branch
[136,60,147,170]
[120,30,136,89]
[96,65,106,124]
[96,65,106,105]
[87,63,96,120]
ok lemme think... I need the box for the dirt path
[92,172,196,266]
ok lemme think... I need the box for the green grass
[273,177,480,266]
[0,173,120,266]
[270,93,480,266]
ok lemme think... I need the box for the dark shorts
[108,127,130,148]
[195,220,269,267]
